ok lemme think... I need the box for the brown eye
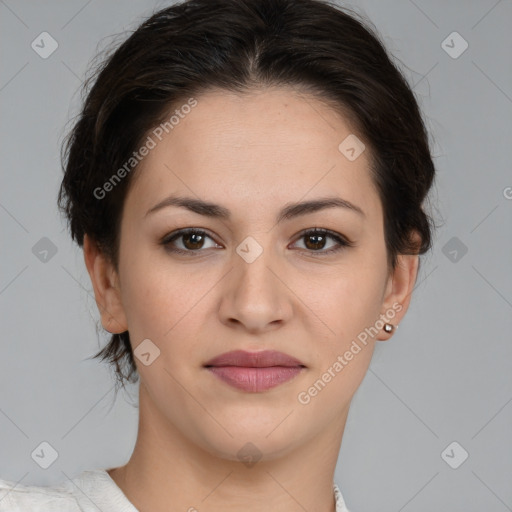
[161,227,353,257]
[161,229,220,254]
[181,231,206,250]
[292,229,353,255]
[304,232,329,250]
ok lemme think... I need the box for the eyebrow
[145,194,365,222]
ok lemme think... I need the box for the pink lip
[204,350,306,393]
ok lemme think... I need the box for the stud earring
[383,323,394,333]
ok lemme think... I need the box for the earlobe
[83,234,128,334]
[376,251,420,341]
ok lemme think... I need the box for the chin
[199,433,302,465]
[187,412,308,464]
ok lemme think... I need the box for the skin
[83,86,419,512]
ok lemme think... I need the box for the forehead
[126,86,381,223]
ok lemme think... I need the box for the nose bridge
[219,233,291,330]
[234,234,278,296]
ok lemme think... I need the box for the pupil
[185,233,203,249]
[306,234,325,250]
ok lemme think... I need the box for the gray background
[1,0,511,510]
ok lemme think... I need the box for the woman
[0,0,436,510]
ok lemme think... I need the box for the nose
[218,242,293,334]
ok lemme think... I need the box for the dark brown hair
[58,0,438,391]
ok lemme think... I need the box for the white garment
[0,468,351,511]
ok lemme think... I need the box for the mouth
[203,350,306,393]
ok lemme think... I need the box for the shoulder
[0,468,139,512]
[0,476,81,512]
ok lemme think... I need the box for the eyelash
[160,228,354,256]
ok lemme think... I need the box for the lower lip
[206,366,304,392]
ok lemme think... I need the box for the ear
[376,234,421,341]
[83,233,128,334]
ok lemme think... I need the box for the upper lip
[204,350,306,368]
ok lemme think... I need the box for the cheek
[119,252,216,347]
[116,244,171,339]
[296,270,383,414]
[311,265,385,340]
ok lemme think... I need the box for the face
[86,86,417,462]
